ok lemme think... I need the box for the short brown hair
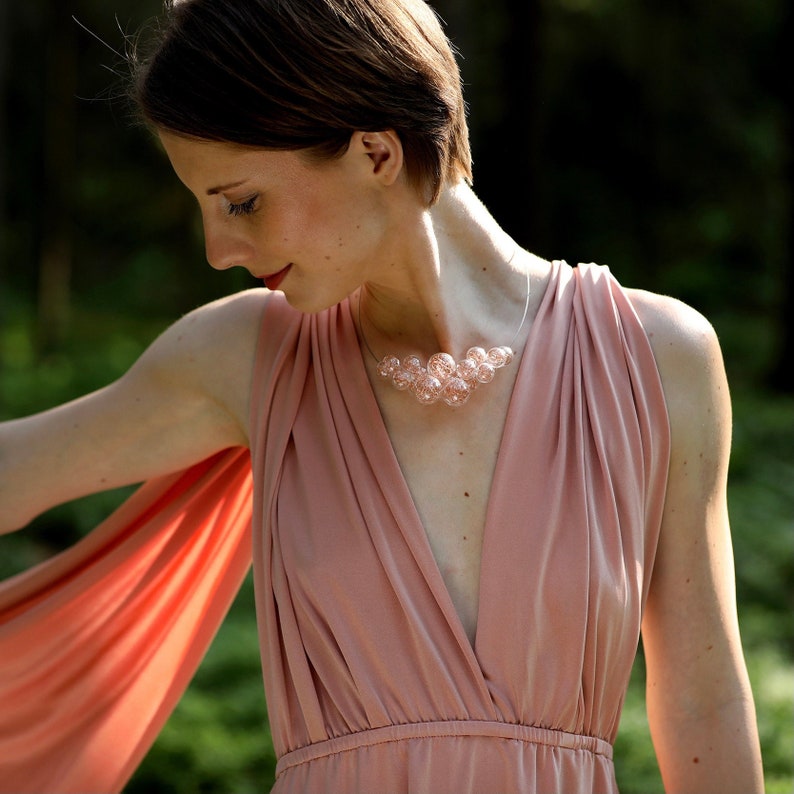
[133,0,472,203]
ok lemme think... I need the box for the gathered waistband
[276,720,613,778]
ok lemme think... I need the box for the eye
[226,195,259,217]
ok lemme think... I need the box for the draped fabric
[249,261,671,792]
[0,450,253,793]
[0,260,670,793]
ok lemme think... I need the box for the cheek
[280,171,386,266]
[300,197,369,259]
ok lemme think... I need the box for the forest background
[0,0,791,791]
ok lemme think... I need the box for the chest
[373,376,516,643]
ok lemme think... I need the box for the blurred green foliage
[1,0,792,791]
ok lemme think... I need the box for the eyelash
[226,195,258,217]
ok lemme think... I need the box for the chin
[281,290,346,315]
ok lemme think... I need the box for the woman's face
[159,130,404,312]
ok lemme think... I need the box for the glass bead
[402,354,423,374]
[377,354,400,379]
[476,362,496,383]
[378,337,514,405]
[391,368,414,390]
[442,376,474,407]
[466,346,487,364]
[427,352,456,380]
[412,373,443,404]
[456,357,479,381]
[486,347,510,367]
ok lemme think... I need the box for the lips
[262,264,292,291]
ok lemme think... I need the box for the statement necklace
[358,262,531,408]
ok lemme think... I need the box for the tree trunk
[769,1,794,392]
[0,1,9,294]
[469,0,542,248]
[430,0,543,248]
[36,0,77,353]
[499,0,542,246]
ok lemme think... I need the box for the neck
[357,182,533,361]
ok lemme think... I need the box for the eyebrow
[206,180,248,196]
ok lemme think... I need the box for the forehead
[157,130,320,193]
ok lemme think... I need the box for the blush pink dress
[0,261,670,793]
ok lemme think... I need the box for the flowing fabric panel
[0,448,253,794]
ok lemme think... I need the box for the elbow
[0,502,35,535]
[0,442,42,534]
[0,480,38,536]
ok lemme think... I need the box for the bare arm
[0,290,265,534]
[632,290,764,793]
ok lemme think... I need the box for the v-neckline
[337,261,561,663]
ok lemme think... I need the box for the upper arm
[0,289,265,532]
[630,289,761,783]
[633,289,746,704]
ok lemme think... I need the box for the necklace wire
[356,251,532,407]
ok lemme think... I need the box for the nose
[202,217,254,272]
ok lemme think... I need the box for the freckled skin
[157,131,397,315]
[635,290,764,791]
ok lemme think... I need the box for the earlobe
[357,130,403,186]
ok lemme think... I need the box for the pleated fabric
[0,260,670,794]
[249,261,671,793]
[0,450,253,793]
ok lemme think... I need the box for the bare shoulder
[135,288,267,417]
[627,286,732,513]
[625,288,730,428]
[632,287,764,792]
[626,287,723,376]
[143,288,266,369]
[0,289,269,532]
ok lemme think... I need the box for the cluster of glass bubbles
[376,346,514,407]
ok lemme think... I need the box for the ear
[352,130,404,186]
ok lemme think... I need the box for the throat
[357,272,528,409]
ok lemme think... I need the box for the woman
[0,0,764,792]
